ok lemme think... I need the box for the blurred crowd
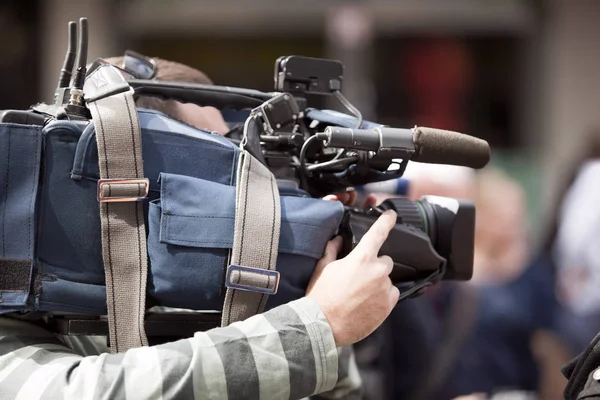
[350,131,600,399]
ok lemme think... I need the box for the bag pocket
[0,124,43,310]
[147,172,345,311]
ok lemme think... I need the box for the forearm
[0,298,340,400]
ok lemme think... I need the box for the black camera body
[341,197,476,292]
[245,56,478,296]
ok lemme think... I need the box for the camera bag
[0,64,347,352]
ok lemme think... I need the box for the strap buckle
[97,178,150,203]
[225,264,280,295]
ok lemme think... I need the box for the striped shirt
[0,297,361,400]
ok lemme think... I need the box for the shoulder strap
[84,64,150,353]
[411,284,479,400]
[221,116,282,326]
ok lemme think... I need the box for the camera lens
[380,196,475,281]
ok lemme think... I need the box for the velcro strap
[0,260,31,292]
[0,125,42,307]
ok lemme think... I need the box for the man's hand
[323,191,377,208]
[306,210,400,347]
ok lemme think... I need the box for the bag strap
[411,284,479,400]
[221,117,282,327]
[84,64,149,353]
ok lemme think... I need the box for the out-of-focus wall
[539,0,600,232]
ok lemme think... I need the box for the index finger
[353,210,397,256]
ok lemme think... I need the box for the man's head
[102,56,229,134]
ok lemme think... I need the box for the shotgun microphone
[318,126,491,169]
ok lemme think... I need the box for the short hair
[101,56,213,120]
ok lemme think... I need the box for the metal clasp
[225,264,280,295]
[97,178,150,203]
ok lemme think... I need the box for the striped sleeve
[0,297,340,400]
[311,346,363,400]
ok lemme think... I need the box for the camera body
[224,56,478,295]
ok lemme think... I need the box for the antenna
[57,21,77,89]
[63,17,90,118]
[70,17,89,91]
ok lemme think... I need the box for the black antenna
[70,17,89,91]
[63,17,90,118]
[57,21,77,89]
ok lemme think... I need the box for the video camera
[0,18,489,336]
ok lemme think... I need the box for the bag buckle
[225,264,280,295]
[97,178,150,203]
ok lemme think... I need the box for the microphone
[317,126,490,169]
[411,127,490,169]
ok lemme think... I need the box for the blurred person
[367,163,531,285]
[354,163,480,400]
[471,168,530,285]
[351,163,475,399]
[357,162,559,399]
[474,129,600,399]
[552,160,600,352]
[0,56,404,399]
[401,163,531,288]
[416,166,555,399]
[403,161,476,200]
[541,130,600,399]
[363,162,476,206]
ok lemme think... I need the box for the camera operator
[0,57,399,400]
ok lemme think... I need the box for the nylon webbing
[86,68,149,353]
[221,148,281,327]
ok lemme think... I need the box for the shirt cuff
[288,297,339,394]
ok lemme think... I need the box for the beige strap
[220,146,281,327]
[84,64,149,353]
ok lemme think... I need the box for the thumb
[307,236,343,294]
[312,237,343,273]
[321,236,343,265]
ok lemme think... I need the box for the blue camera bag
[0,107,345,316]
[0,64,389,351]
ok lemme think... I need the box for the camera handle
[128,80,272,110]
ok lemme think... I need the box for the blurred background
[4,0,600,398]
